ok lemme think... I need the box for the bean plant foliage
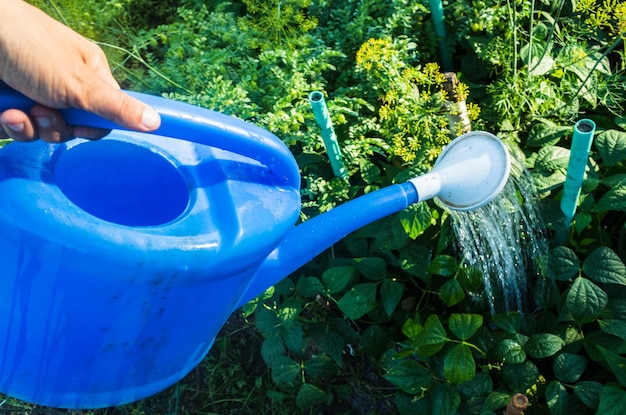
[15,0,626,414]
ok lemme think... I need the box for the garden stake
[308,91,348,180]
[428,0,453,71]
[504,393,529,415]
[559,119,596,241]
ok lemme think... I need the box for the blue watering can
[0,83,510,409]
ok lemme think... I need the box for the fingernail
[35,117,52,129]
[141,107,160,130]
[5,122,25,133]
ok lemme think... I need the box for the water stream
[448,160,550,314]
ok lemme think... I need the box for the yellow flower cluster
[355,38,395,72]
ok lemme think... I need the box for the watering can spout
[237,131,511,306]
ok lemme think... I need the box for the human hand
[0,0,161,143]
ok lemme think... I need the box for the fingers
[80,85,161,132]
[0,106,110,143]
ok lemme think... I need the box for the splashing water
[448,160,549,314]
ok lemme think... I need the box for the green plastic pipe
[560,119,596,230]
[308,91,348,180]
[428,0,453,71]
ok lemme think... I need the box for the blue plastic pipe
[429,0,453,72]
[308,91,348,180]
[560,119,596,230]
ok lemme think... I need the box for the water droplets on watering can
[0,83,511,409]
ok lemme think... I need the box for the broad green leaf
[566,277,607,324]
[322,266,357,294]
[270,355,301,386]
[315,329,344,365]
[444,344,475,384]
[492,311,522,334]
[520,41,555,76]
[573,381,602,409]
[582,246,626,285]
[261,336,285,366]
[481,391,511,411]
[527,121,571,147]
[296,383,327,408]
[399,244,431,281]
[546,381,568,415]
[361,325,387,358]
[503,361,539,392]
[396,392,430,415]
[440,279,465,306]
[534,145,571,171]
[415,315,448,357]
[399,202,433,239]
[597,345,626,386]
[457,372,493,399]
[383,359,432,394]
[254,306,281,338]
[599,319,626,341]
[431,383,461,415]
[401,317,423,340]
[595,178,626,212]
[554,353,587,383]
[595,129,626,167]
[457,266,484,291]
[428,255,459,277]
[296,276,325,297]
[359,158,380,184]
[597,386,626,415]
[381,279,403,316]
[304,354,336,378]
[354,257,387,281]
[449,314,483,340]
[337,283,377,319]
[495,339,526,364]
[525,333,564,358]
[549,246,580,281]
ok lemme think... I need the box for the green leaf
[271,355,301,386]
[428,255,459,277]
[383,359,432,394]
[520,41,555,76]
[322,266,357,294]
[354,257,387,281]
[582,246,626,285]
[449,314,483,340]
[431,383,461,415]
[525,333,564,358]
[440,279,465,306]
[534,145,571,171]
[495,339,526,364]
[337,283,377,319]
[399,244,431,281]
[415,315,448,357]
[381,279,403,315]
[315,330,344,366]
[527,121,571,147]
[261,336,285,366]
[573,381,602,409]
[296,276,325,297]
[595,129,626,167]
[597,386,626,415]
[599,319,626,341]
[546,381,568,415]
[566,277,608,324]
[550,246,580,281]
[304,354,336,379]
[492,311,522,334]
[399,202,433,239]
[503,361,539,392]
[444,344,475,384]
[359,158,381,183]
[296,383,327,408]
[554,353,587,383]
[597,345,626,386]
[595,178,626,212]
[481,391,511,411]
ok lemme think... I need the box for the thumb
[82,85,161,132]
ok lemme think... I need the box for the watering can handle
[0,82,300,186]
